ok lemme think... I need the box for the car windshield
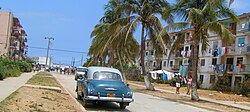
[93,71,122,81]
[77,68,87,72]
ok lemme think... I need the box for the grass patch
[0,87,79,112]
[26,72,60,87]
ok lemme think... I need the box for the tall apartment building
[143,13,250,90]
[0,10,28,60]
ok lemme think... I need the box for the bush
[239,79,250,97]
[211,75,231,92]
[0,64,6,80]
[169,78,176,87]
[127,74,144,82]
[0,57,33,79]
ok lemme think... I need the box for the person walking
[186,76,192,95]
[175,75,182,94]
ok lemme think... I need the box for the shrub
[169,78,176,87]
[0,64,6,80]
[211,75,231,92]
[239,79,250,97]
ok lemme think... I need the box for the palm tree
[104,0,173,90]
[89,0,140,83]
[161,0,237,100]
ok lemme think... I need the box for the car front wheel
[119,103,127,109]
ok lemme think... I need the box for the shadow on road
[77,99,131,112]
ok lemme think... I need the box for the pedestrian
[175,75,182,94]
[186,75,192,95]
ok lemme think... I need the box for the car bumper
[84,96,134,103]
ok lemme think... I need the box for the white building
[143,13,250,89]
[31,56,51,66]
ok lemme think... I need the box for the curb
[23,84,61,92]
[52,74,86,112]
[129,83,250,111]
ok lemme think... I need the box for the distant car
[76,66,133,109]
[75,67,87,80]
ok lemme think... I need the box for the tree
[89,0,140,83]
[105,0,173,90]
[161,0,237,100]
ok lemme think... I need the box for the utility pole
[45,37,54,67]
[72,57,75,67]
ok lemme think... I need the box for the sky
[0,0,249,66]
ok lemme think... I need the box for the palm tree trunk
[141,23,155,90]
[118,51,127,84]
[191,31,199,101]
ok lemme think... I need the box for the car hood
[88,80,131,97]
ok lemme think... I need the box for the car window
[93,71,122,81]
[77,68,87,72]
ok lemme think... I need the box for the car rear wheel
[77,92,82,100]
[119,103,127,109]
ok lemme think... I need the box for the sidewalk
[0,72,35,102]
[129,82,250,111]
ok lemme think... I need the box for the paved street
[52,72,210,112]
[0,72,35,102]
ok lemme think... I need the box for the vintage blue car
[76,66,134,109]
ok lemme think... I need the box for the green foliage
[239,79,250,97]
[0,56,33,80]
[211,76,231,92]
[126,74,144,82]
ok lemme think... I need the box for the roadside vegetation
[26,72,60,87]
[0,55,33,80]
[0,72,80,112]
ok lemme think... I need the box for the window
[236,57,243,65]
[170,61,173,67]
[238,38,245,47]
[185,46,189,51]
[213,41,218,49]
[201,59,205,66]
[145,62,148,66]
[93,71,122,81]
[145,52,148,56]
[183,59,188,65]
[153,62,156,67]
[172,36,176,41]
[146,42,149,47]
[210,75,215,83]
[151,51,154,55]
[212,58,217,65]
[163,61,166,67]
[165,49,168,55]
[199,75,204,84]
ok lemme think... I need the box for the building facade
[0,10,28,60]
[143,13,250,89]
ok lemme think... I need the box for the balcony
[232,64,250,74]
[237,22,250,34]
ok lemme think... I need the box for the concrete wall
[0,11,13,55]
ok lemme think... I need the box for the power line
[28,46,88,54]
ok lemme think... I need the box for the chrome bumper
[84,96,134,103]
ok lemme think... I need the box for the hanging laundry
[247,46,250,52]
[218,48,222,56]
[221,47,226,55]
[213,49,218,57]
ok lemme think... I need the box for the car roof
[87,66,121,74]
[87,66,123,80]
[77,66,87,69]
